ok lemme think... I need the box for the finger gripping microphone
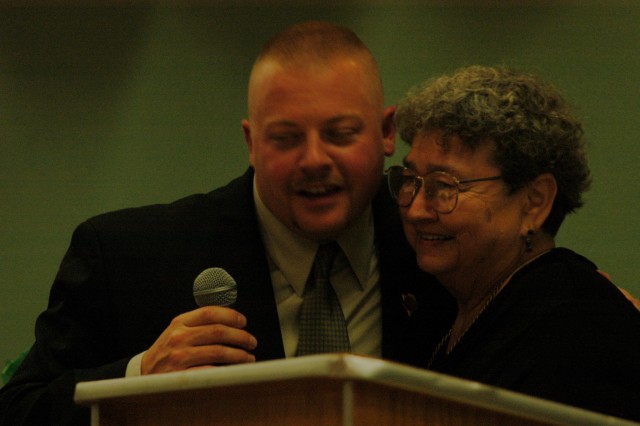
[193,268,237,307]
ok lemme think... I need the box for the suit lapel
[202,169,285,361]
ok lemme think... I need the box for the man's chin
[294,216,349,241]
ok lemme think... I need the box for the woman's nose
[404,186,439,221]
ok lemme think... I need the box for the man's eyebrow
[324,115,363,125]
[264,120,299,129]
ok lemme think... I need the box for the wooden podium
[74,354,635,426]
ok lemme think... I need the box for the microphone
[193,267,237,307]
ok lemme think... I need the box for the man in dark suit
[0,21,454,425]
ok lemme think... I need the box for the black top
[0,168,455,426]
[430,248,640,421]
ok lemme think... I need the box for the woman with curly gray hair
[388,65,639,420]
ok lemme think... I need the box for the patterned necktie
[296,241,351,355]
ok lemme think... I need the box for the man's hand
[141,306,258,374]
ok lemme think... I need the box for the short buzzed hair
[256,21,376,65]
[249,21,384,106]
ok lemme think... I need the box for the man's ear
[382,105,396,157]
[522,173,557,232]
[241,119,255,166]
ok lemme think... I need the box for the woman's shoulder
[512,247,638,317]
[525,247,604,288]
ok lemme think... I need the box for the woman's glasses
[385,166,502,213]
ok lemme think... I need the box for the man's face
[243,58,395,241]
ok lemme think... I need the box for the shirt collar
[253,179,375,296]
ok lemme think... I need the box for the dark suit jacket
[0,168,455,426]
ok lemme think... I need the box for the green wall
[2,3,639,367]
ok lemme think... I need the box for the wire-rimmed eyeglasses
[385,166,502,213]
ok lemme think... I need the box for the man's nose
[299,133,332,169]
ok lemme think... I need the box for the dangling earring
[525,229,534,252]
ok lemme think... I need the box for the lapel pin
[402,292,418,317]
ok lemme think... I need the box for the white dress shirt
[253,183,382,358]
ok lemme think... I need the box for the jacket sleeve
[0,221,131,426]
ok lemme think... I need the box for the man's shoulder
[85,169,254,229]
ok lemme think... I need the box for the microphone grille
[193,267,237,307]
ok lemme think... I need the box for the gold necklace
[427,278,504,369]
[426,248,553,369]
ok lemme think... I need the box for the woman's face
[401,130,529,288]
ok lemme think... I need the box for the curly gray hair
[395,65,591,236]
